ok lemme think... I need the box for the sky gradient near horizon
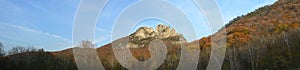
[0,0,277,51]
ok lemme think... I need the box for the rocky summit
[127,24,186,48]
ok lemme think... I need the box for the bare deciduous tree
[0,42,5,56]
[79,40,95,48]
[8,46,38,55]
[228,45,240,70]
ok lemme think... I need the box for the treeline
[0,43,44,56]
[0,43,77,70]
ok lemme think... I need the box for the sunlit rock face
[132,27,156,40]
[155,24,178,39]
[127,24,186,48]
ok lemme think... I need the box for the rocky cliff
[127,24,186,48]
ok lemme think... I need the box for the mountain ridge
[1,0,300,69]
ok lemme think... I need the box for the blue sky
[0,0,277,51]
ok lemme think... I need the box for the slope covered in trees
[200,0,300,69]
